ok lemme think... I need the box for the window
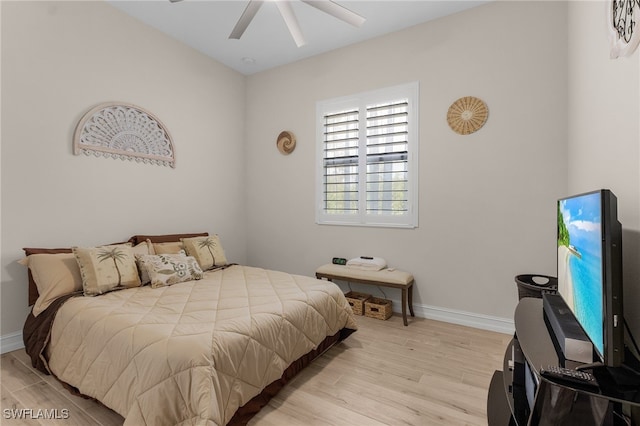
[316,82,419,228]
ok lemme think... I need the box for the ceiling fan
[169,0,366,48]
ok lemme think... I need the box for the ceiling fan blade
[168,0,183,3]
[229,0,264,40]
[301,0,365,27]
[275,1,306,47]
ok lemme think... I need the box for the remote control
[540,365,599,388]
[360,256,373,259]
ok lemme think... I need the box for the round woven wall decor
[277,131,296,155]
[446,96,488,135]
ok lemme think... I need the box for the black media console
[487,298,640,425]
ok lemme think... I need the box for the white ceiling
[107,0,488,75]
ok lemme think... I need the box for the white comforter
[46,265,357,425]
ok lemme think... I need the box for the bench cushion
[316,264,413,286]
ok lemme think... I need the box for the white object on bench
[345,256,387,271]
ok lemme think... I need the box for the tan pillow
[132,239,155,256]
[153,241,184,254]
[73,244,141,296]
[136,253,203,288]
[181,235,227,270]
[19,253,83,316]
[132,240,155,284]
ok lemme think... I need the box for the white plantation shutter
[316,82,418,228]
[366,100,409,216]
[322,109,359,214]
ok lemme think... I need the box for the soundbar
[542,293,593,364]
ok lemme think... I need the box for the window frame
[315,82,419,228]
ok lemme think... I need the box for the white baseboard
[412,303,515,334]
[388,298,515,335]
[0,301,514,355]
[1,331,24,354]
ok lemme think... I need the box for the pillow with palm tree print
[181,235,228,270]
[72,244,141,296]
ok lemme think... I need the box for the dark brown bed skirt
[228,327,355,425]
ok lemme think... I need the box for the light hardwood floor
[1,315,511,425]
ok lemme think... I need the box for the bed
[21,233,357,425]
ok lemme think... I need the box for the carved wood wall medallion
[446,96,489,135]
[73,102,176,168]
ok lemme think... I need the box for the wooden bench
[315,264,415,326]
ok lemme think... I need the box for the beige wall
[244,1,568,328]
[567,1,640,337]
[4,0,637,344]
[1,1,247,336]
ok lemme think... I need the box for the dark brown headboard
[128,232,208,245]
[24,232,209,306]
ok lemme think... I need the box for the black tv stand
[573,347,640,390]
[487,298,640,425]
[592,363,640,392]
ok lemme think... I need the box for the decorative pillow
[132,239,155,256]
[136,249,186,285]
[153,241,185,255]
[136,253,203,288]
[23,244,125,305]
[73,244,141,296]
[18,253,83,317]
[181,235,228,270]
[132,240,155,284]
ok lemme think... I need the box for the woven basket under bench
[364,297,393,320]
[344,291,371,315]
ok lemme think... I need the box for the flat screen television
[557,189,624,367]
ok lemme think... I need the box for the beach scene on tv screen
[557,192,604,355]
